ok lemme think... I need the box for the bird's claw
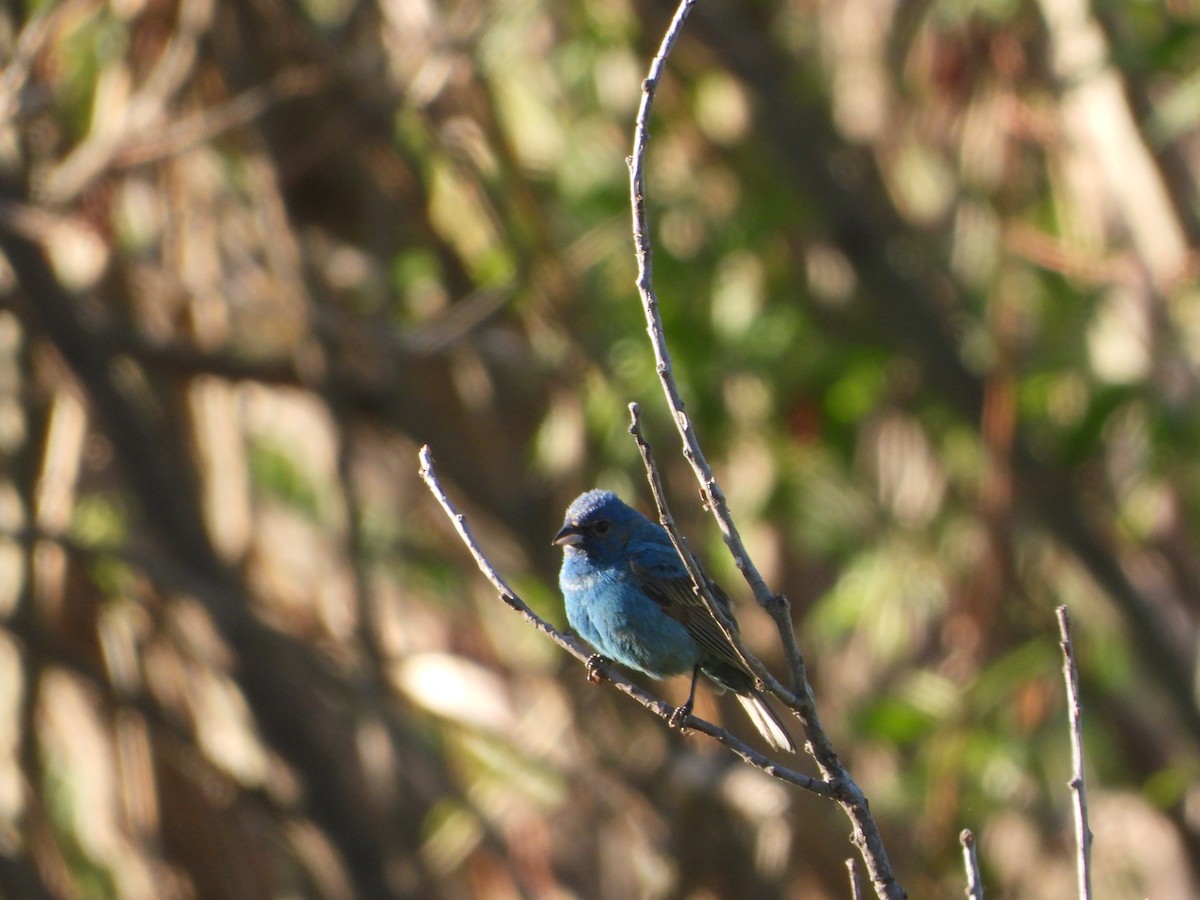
[668,703,693,732]
[585,654,608,684]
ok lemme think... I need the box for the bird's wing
[628,553,747,673]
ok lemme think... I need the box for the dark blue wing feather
[627,546,748,676]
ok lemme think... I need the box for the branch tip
[960,826,984,899]
[1055,605,1093,900]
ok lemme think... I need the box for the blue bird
[553,489,795,753]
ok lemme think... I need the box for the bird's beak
[552,524,584,547]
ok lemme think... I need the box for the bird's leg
[669,664,701,731]
[584,654,609,684]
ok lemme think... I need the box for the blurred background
[1,0,1199,897]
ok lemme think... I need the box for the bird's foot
[584,654,609,684]
[668,702,693,733]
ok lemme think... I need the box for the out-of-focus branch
[1036,0,1188,292]
[0,171,412,899]
[626,4,904,898]
[1037,493,1200,740]
[672,0,1200,747]
[1056,606,1093,900]
[114,68,325,168]
[0,0,87,124]
[42,0,218,204]
[416,445,834,797]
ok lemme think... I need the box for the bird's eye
[594,520,610,534]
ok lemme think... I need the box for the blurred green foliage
[2,0,1200,897]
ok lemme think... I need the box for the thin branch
[626,0,819,740]
[628,402,767,684]
[627,0,803,675]
[415,445,834,797]
[627,401,810,714]
[960,828,983,900]
[1055,606,1093,900]
[625,3,904,898]
[847,857,863,900]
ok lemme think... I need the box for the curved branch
[624,3,905,897]
[416,445,833,797]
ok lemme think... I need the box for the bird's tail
[734,692,796,754]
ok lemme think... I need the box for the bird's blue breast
[559,550,698,679]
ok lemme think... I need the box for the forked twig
[625,3,904,897]
[627,0,809,692]
[416,446,833,797]
[627,402,766,683]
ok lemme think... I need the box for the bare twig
[627,0,808,689]
[625,3,904,898]
[847,857,863,900]
[416,446,834,797]
[627,402,764,682]
[1055,606,1093,900]
[960,828,983,900]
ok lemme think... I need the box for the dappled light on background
[392,652,516,734]
[0,0,1198,897]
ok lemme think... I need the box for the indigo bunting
[553,489,795,753]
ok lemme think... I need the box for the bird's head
[552,490,645,564]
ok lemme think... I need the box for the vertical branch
[627,0,813,734]
[627,0,812,715]
[625,3,904,898]
[627,0,786,634]
[1055,606,1093,900]
[960,829,983,900]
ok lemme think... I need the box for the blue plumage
[553,490,795,753]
